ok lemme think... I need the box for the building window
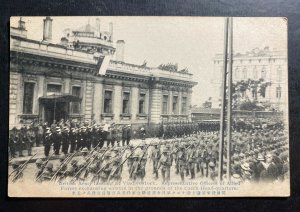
[47,84,62,96]
[276,87,281,99]
[277,67,282,82]
[71,86,81,114]
[181,97,187,114]
[23,82,35,114]
[139,93,146,114]
[122,92,130,114]
[162,95,168,114]
[261,67,266,79]
[172,96,178,114]
[104,90,113,113]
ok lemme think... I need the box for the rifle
[10,153,37,183]
[130,142,151,178]
[50,150,79,182]
[107,145,139,181]
[71,145,112,182]
[9,153,37,179]
[35,152,55,182]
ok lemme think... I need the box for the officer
[44,128,52,157]
[53,127,62,155]
[157,148,172,182]
[126,124,132,146]
[61,127,70,154]
[69,128,77,153]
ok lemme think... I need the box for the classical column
[149,84,162,124]
[113,84,122,123]
[131,87,139,122]
[93,82,103,123]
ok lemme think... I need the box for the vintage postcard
[8,16,289,197]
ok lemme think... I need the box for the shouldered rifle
[50,149,80,182]
[107,145,139,181]
[35,152,55,182]
[9,153,37,179]
[11,153,38,183]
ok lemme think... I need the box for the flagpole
[226,17,233,181]
[218,17,229,182]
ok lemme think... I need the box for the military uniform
[157,148,172,182]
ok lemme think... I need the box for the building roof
[191,107,220,114]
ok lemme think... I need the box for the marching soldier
[151,141,160,179]
[39,162,54,182]
[157,148,172,182]
[187,143,197,179]
[35,158,45,179]
[99,152,113,183]
[177,144,187,181]
[10,160,24,182]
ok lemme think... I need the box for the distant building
[9,17,197,129]
[211,47,287,111]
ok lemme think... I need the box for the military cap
[46,162,53,169]
[81,147,89,153]
[162,148,169,153]
[265,153,273,159]
[239,153,245,158]
[59,154,66,160]
[104,152,112,157]
[232,173,242,180]
[11,160,20,166]
[208,161,215,167]
[132,153,139,158]
[35,159,43,164]
[241,162,251,171]
[71,159,78,166]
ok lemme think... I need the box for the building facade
[211,47,288,111]
[9,17,197,129]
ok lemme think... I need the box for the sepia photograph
[8,16,289,197]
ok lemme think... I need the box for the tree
[232,78,271,110]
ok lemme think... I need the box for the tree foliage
[232,78,271,110]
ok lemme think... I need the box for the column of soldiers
[9,119,289,184]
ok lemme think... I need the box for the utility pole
[218,17,229,182]
[226,17,233,181]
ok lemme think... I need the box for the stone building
[211,47,288,111]
[9,17,197,129]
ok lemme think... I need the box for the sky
[11,16,287,106]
